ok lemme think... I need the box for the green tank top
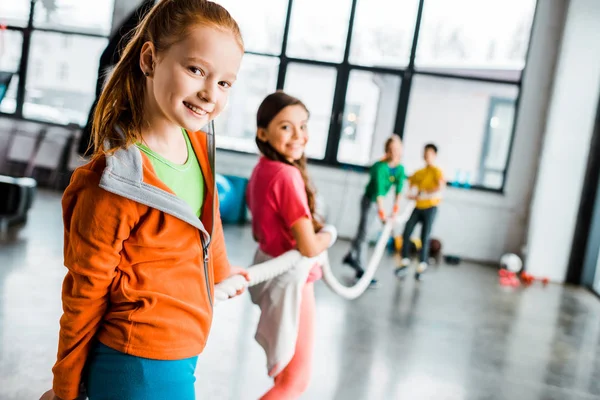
[137,130,204,217]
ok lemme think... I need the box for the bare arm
[376,196,385,212]
[291,217,332,258]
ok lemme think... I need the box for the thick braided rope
[214,205,413,303]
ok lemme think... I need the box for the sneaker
[401,258,411,267]
[415,262,428,281]
[342,253,362,272]
[368,279,381,289]
[394,265,408,278]
[356,269,379,288]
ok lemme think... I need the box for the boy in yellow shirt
[396,143,444,280]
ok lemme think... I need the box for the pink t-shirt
[247,157,322,282]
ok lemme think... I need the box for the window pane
[481,171,504,189]
[33,0,115,36]
[349,0,419,68]
[0,30,24,114]
[416,0,537,81]
[403,76,518,190]
[337,71,401,165]
[0,30,23,72]
[483,99,515,171]
[284,63,337,160]
[215,54,279,153]
[286,0,352,63]
[214,0,288,55]
[0,75,19,114]
[0,1,30,27]
[24,32,108,125]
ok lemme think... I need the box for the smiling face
[257,104,309,163]
[140,24,243,133]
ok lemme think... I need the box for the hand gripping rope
[214,205,414,303]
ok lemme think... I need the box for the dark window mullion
[3,25,26,32]
[24,26,110,39]
[325,0,358,164]
[498,0,540,193]
[15,0,36,118]
[394,0,425,138]
[413,70,523,86]
[244,50,284,59]
[348,63,407,76]
[276,0,294,89]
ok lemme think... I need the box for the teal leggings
[85,342,198,400]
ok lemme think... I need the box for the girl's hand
[39,389,61,400]
[227,266,250,297]
[319,224,338,248]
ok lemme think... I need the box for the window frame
[219,0,538,194]
[0,0,114,122]
[2,0,539,193]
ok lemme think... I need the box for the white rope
[214,205,414,303]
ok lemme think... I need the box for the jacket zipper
[202,236,212,308]
[204,127,216,309]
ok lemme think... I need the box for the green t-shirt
[364,160,406,201]
[137,130,205,217]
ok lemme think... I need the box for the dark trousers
[401,207,438,263]
[348,195,373,267]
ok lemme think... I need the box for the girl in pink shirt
[246,91,336,399]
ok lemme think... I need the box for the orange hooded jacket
[52,130,230,400]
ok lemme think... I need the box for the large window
[286,0,353,63]
[32,0,114,36]
[4,0,538,192]
[0,0,112,125]
[337,71,402,166]
[214,54,280,153]
[0,1,30,27]
[0,30,24,114]
[214,0,288,55]
[211,0,538,192]
[284,64,338,160]
[24,32,107,125]
[416,0,536,81]
[349,0,419,68]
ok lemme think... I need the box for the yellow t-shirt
[409,165,444,209]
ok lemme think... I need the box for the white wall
[215,0,567,263]
[525,0,600,282]
[402,76,519,185]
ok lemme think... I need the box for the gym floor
[1,190,600,400]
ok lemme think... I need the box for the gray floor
[1,190,600,400]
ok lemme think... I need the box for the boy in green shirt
[343,135,406,287]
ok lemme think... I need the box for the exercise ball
[386,235,396,253]
[430,238,442,254]
[216,174,234,214]
[412,238,422,251]
[392,236,422,254]
[216,174,249,224]
[500,253,522,273]
[394,236,403,252]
